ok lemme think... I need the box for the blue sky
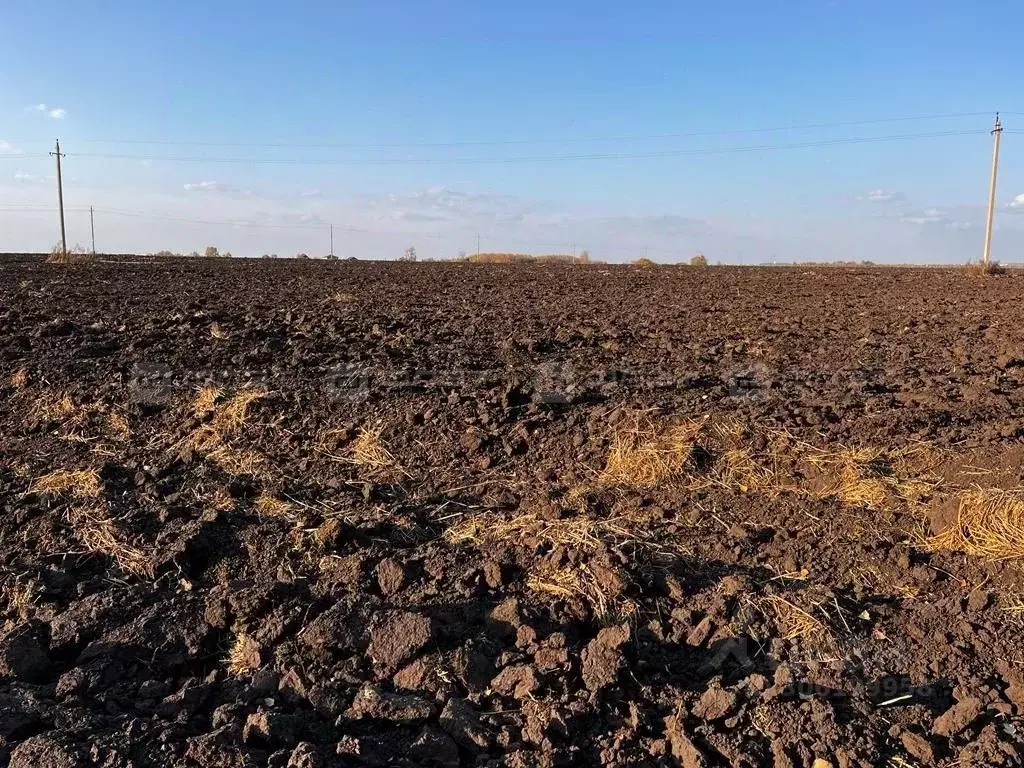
[1,0,1022,261]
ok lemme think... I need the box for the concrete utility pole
[90,206,96,255]
[330,224,334,257]
[50,139,67,260]
[476,231,481,256]
[982,114,1003,268]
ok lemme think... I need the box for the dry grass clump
[527,563,635,620]
[255,492,294,519]
[1,576,38,614]
[10,369,27,389]
[705,422,805,497]
[965,260,1005,276]
[209,322,229,340]
[226,633,262,673]
[761,595,831,642]
[599,413,706,488]
[207,446,267,477]
[805,446,892,509]
[23,393,133,452]
[216,389,266,431]
[593,413,943,513]
[929,489,1024,561]
[107,413,131,441]
[30,393,77,423]
[69,505,152,577]
[193,385,223,415]
[181,388,269,476]
[31,469,102,498]
[46,246,93,265]
[802,444,942,511]
[209,487,236,512]
[348,423,403,474]
[448,512,608,552]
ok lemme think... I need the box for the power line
[62,130,988,166]
[4,111,1003,149]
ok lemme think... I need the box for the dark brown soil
[2,255,1024,767]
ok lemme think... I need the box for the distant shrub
[46,243,92,264]
[633,257,656,267]
[326,253,338,260]
[296,253,309,260]
[690,254,708,267]
[535,254,585,264]
[467,252,598,265]
[151,250,181,258]
[204,246,220,258]
[400,247,417,262]
[468,253,532,264]
[965,260,1005,275]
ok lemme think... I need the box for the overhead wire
[60,130,989,166]
[14,110,1000,149]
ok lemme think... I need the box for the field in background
[2,255,1024,767]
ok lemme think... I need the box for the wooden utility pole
[50,139,67,260]
[330,224,334,257]
[90,206,96,255]
[982,114,1003,268]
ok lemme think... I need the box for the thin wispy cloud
[861,189,905,203]
[184,181,229,193]
[0,140,17,154]
[13,172,45,184]
[29,103,67,120]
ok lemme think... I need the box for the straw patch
[70,505,152,577]
[31,469,102,498]
[929,489,1024,561]
[350,424,397,468]
[600,413,706,488]
[526,563,635,620]
[761,595,831,642]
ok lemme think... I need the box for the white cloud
[29,103,66,119]
[1010,193,1024,209]
[0,140,16,154]
[183,180,258,199]
[300,189,322,199]
[184,181,227,193]
[901,208,947,226]
[861,189,905,203]
[13,172,45,184]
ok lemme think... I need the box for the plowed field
[2,256,1023,767]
